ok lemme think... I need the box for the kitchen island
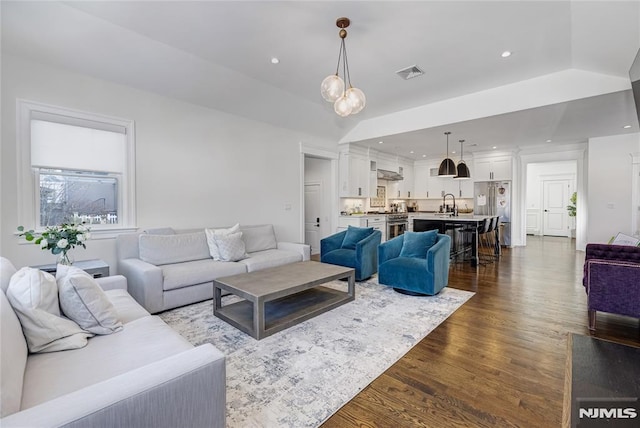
[412,214,500,267]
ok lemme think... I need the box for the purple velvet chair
[582,243,640,330]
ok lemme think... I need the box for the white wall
[587,133,640,243]
[1,55,337,271]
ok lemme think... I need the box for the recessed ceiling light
[410,151,414,154]
[422,154,427,158]
[492,146,497,149]
[623,125,631,129]
[501,51,512,58]
[378,141,383,144]
[270,57,280,64]
[451,151,456,154]
[546,139,552,143]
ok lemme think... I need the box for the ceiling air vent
[395,65,425,80]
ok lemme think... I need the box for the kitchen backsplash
[341,198,474,213]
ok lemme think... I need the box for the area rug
[159,278,474,427]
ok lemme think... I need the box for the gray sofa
[0,257,226,428]
[116,224,310,314]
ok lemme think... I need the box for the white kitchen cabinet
[413,161,443,199]
[474,156,512,181]
[398,163,414,199]
[339,152,370,197]
[457,178,474,198]
[337,215,386,242]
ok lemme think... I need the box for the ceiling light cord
[320,17,366,117]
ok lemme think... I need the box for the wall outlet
[284,203,292,211]
[606,203,615,209]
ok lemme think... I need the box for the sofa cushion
[399,230,438,259]
[20,315,193,410]
[205,223,240,260]
[104,289,150,324]
[239,249,303,272]
[161,259,247,291]
[240,224,277,253]
[6,267,93,353]
[56,265,123,335]
[1,256,17,293]
[0,291,27,417]
[214,232,248,262]
[341,226,374,250]
[139,231,210,266]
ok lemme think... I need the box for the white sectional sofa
[116,224,310,314]
[0,257,226,428]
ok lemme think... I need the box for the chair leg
[588,310,596,331]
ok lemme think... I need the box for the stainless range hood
[377,169,404,181]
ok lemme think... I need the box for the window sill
[15,226,138,243]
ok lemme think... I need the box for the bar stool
[477,217,496,265]
[456,218,487,264]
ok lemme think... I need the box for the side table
[32,259,110,279]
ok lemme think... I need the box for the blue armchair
[321,226,382,281]
[378,231,451,295]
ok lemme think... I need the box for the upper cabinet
[339,152,370,197]
[473,155,512,181]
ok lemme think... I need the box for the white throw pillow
[56,265,123,335]
[213,231,248,262]
[6,267,92,353]
[205,223,240,260]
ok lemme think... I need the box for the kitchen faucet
[443,193,457,216]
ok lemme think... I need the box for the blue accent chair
[321,226,382,281]
[378,232,451,295]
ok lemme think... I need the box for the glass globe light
[346,87,366,114]
[334,95,353,117]
[320,74,344,102]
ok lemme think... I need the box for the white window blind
[30,119,126,173]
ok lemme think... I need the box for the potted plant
[567,192,577,238]
[17,223,91,265]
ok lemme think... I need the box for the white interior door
[304,182,323,255]
[543,179,570,237]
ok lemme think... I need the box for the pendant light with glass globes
[454,139,471,179]
[320,17,366,117]
[438,131,457,177]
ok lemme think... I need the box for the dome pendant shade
[454,138,471,179]
[455,161,471,179]
[438,158,457,177]
[321,74,345,102]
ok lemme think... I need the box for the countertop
[410,214,494,222]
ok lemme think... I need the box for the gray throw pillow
[57,265,123,335]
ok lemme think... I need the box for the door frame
[299,143,338,245]
[518,146,586,250]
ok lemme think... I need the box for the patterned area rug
[159,278,473,427]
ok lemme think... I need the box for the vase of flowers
[17,223,91,266]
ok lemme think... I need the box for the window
[17,100,136,232]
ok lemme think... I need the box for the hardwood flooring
[321,236,640,428]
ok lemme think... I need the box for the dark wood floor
[321,236,640,428]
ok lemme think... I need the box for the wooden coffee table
[213,261,355,340]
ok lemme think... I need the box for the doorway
[303,155,334,255]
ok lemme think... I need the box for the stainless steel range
[387,213,408,240]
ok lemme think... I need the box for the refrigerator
[474,181,511,246]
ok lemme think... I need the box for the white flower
[77,234,85,242]
[57,239,69,249]
[40,239,48,249]
[84,232,91,240]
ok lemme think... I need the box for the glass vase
[57,250,74,266]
